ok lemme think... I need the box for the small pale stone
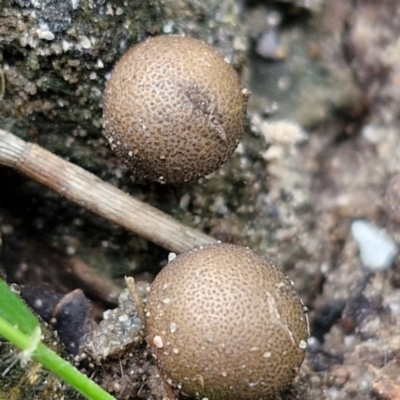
[351,220,398,271]
[153,335,163,348]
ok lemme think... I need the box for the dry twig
[0,129,215,253]
[0,66,5,102]
[125,276,146,329]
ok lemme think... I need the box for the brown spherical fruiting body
[145,243,309,400]
[103,35,249,183]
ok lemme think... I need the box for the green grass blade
[0,279,117,400]
[0,278,39,334]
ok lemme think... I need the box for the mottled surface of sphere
[145,243,309,400]
[103,35,249,183]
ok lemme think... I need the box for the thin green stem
[0,315,116,400]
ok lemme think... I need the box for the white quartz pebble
[351,220,398,271]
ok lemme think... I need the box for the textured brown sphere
[103,35,249,183]
[145,243,309,400]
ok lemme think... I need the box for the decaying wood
[0,129,215,254]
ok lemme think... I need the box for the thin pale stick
[0,129,215,253]
[0,65,5,101]
[125,276,146,329]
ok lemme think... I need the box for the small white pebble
[36,24,55,41]
[153,335,163,348]
[79,35,92,49]
[362,124,384,144]
[163,20,175,33]
[170,322,178,333]
[351,220,398,271]
[168,252,177,262]
[106,4,114,15]
[179,193,190,209]
[34,299,43,308]
[299,340,307,349]
[62,40,73,52]
[71,0,80,10]
[96,59,104,69]
[256,29,285,60]
[118,314,128,322]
